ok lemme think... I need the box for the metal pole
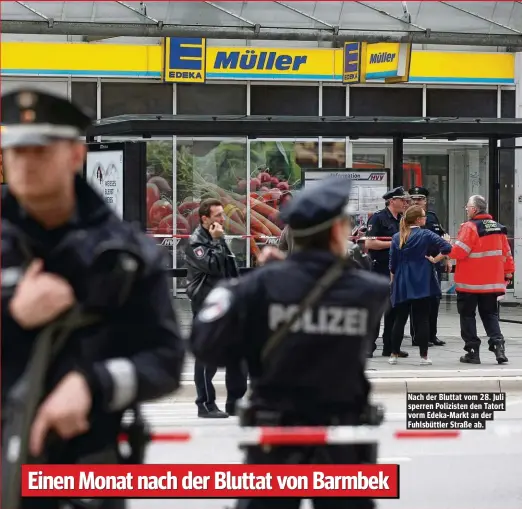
[392,137,404,188]
[3,21,522,48]
[488,137,500,220]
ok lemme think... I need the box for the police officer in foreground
[365,187,410,358]
[190,177,390,509]
[408,186,450,347]
[1,89,185,509]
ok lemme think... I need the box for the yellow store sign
[1,40,515,86]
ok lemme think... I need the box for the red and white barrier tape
[118,424,522,446]
[151,234,518,242]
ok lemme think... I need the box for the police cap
[279,176,355,238]
[1,88,93,149]
[382,186,408,200]
[408,186,429,199]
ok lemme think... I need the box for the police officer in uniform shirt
[366,187,410,358]
[1,89,185,509]
[190,176,390,509]
[408,186,450,347]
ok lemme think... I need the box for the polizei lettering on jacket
[214,50,307,71]
[269,304,368,335]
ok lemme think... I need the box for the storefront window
[249,139,318,265]
[101,82,173,117]
[322,87,346,116]
[404,155,450,232]
[175,138,248,288]
[71,81,97,118]
[350,87,422,117]
[251,86,319,116]
[426,89,497,118]
[177,84,247,115]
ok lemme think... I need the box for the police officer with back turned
[1,89,185,509]
[408,186,449,347]
[366,187,410,358]
[190,176,390,509]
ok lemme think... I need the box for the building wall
[1,39,519,297]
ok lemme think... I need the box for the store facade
[1,39,520,299]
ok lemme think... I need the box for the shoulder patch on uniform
[193,246,205,259]
[198,286,233,323]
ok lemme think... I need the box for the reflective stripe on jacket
[450,214,515,294]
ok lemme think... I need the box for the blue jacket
[389,228,452,307]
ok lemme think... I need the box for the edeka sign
[343,42,361,84]
[343,42,412,84]
[164,37,206,83]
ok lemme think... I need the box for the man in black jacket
[185,198,247,418]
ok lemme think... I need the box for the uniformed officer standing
[366,187,410,358]
[190,177,390,509]
[408,186,450,347]
[1,89,185,509]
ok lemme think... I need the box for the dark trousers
[371,265,394,354]
[392,298,431,357]
[194,358,248,410]
[456,292,504,352]
[410,296,440,343]
[191,301,248,410]
[235,444,376,509]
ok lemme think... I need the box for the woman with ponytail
[389,205,452,365]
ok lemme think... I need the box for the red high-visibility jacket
[450,214,515,294]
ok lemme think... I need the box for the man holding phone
[185,198,248,418]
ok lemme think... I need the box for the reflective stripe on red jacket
[450,214,515,294]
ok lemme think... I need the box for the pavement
[129,391,522,509]
[172,297,522,399]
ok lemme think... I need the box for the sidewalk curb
[173,377,522,400]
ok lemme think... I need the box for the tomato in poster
[147,183,161,214]
[149,199,173,228]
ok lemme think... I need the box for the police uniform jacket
[366,208,401,273]
[1,176,185,458]
[424,210,446,272]
[389,228,452,307]
[189,250,390,421]
[185,225,239,312]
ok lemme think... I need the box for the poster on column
[86,150,124,218]
[301,168,390,230]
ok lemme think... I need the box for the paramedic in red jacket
[448,195,514,365]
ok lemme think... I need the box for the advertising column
[514,52,522,300]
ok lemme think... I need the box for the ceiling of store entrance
[2,2,522,47]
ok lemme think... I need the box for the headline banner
[22,464,400,498]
